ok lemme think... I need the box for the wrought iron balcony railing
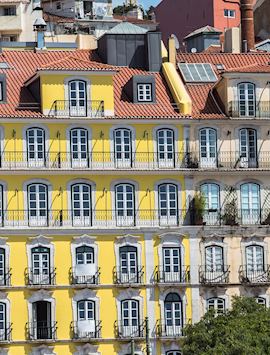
[199,265,230,284]
[0,268,11,286]
[113,266,144,285]
[114,320,146,339]
[71,320,102,340]
[155,319,190,338]
[0,323,12,342]
[70,267,100,285]
[26,321,57,341]
[155,266,190,284]
[25,267,56,286]
[229,101,270,118]
[239,265,270,284]
[48,100,105,118]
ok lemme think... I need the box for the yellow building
[0,24,192,355]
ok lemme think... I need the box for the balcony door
[0,303,6,341]
[246,245,264,279]
[32,301,51,339]
[71,183,92,226]
[157,129,175,168]
[205,245,224,282]
[164,293,183,336]
[158,183,178,226]
[163,247,181,283]
[119,246,138,283]
[114,129,132,168]
[0,249,6,286]
[26,128,45,167]
[240,183,260,224]
[200,183,220,225]
[77,300,95,337]
[75,245,95,283]
[31,246,50,285]
[69,80,87,117]
[238,83,255,117]
[27,183,48,227]
[115,184,135,227]
[239,128,257,168]
[70,128,89,168]
[199,128,217,168]
[121,299,139,337]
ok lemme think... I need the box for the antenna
[171,34,180,50]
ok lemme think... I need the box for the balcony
[199,265,230,285]
[155,320,189,338]
[113,267,144,285]
[229,101,270,119]
[239,265,270,285]
[0,323,12,342]
[70,267,100,286]
[26,321,57,341]
[155,266,190,284]
[48,100,105,118]
[0,268,11,287]
[114,320,146,339]
[25,268,56,286]
[71,320,102,340]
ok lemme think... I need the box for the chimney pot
[240,0,255,52]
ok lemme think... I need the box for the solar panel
[178,63,217,83]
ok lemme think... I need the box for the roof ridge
[38,53,77,69]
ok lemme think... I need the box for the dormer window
[238,83,255,117]
[0,74,7,103]
[137,83,152,102]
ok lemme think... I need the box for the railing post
[145,317,151,355]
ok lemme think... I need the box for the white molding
[116,289,143,325]
[66,178,96,211]
[0,237,9,272]
[153,179,182,215]
[28,290,56,326]
[161,342,181,355]
[109,125,136,156]
[118,343,143,355]
[72,288,99,322]
[74,343,100,355]
[157,233,185,272]
[30,345,56,355]
[22,124,50,162]
[114,234,142,271]
[240,239,267,266]
[110,179,140,214]
[71,234,98,270]
[22,178,53,211]
[64,76,91,103]
[26,235,54,272]
[159,288,187,325]
[152,124,179,154]
[65,125,92,161]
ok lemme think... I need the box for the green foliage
[183,297,270,355]
[113,4,138,15]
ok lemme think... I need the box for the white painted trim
[66,178,96,211]
[22,124,50,164]
[110,179,140,213]
[157,233,185,271]
[159,289,187,325]
[109,125,136,156]
[161,342,182,355]
[74,343,100,355]
[71,235,98,272]
[26,235,55,273]
[30,345,56,355]
[22,178,53,211]
[116,289,143,325]
[0,237,10,274]
[65,125,92,160]
[118,343,143,355]
[240,239,267,266]
[0,292,10,327]
[114,234,142,272]
[27,289,56,326]
[72,288,100,322]
[154,179,182,215]
[64,76,91,103]
[153,124,179,155]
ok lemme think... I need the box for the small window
[207,297,225,314]
[3,6,16,16]
[56,2,62,10]
[256,297,266,307]
[137,84,152,102]
[224,9,235,18]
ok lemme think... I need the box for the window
[224,9,235,18]
[32,301,52,340]
[207,298,225,314]
[200,183,220,225]
[0,248,6,285]
[0,82,3,102]
[68,80,87,117]
[70,128,89,168]
[199,128,217,168]
[137,84,152,102]
[240,183,260,224]
[115,183,135,226]
[163,247,182,282]
[77,300,95,321]
[114,128,132,168]
[246,245,264,273]
[3,6,16,16]
[0,184,3,225]
[74,245,96,284]
[121,299,140,337]
[239,128,257,168]
[31,246,51,285]
[71,183,92,226]
[164,293,183,336]
[56,1,62,10]
[157,129,175,167]
[238,83,255,117]
[205,245,224,272]
[76,245,94,265]
[158,183,178,226]
[27,183,48,226]
[0,302,6,340]
[256,297,266,307]
[119,246,138,283]
[26,128,45,167]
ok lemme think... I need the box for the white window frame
[137,83,152,102]
[224,9,235,18]
[207,297,225,314]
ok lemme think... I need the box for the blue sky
[113,0,160,10]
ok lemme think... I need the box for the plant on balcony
[185,152,199,168]
[221,198,239,226]
[192,192,206,225]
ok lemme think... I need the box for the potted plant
[192,192,206,225]
[221,198,239,226]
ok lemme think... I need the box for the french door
[240,183,260,224]
[199,128,217,168]
[239,129,257,168]
[238,83,255,117]
[31,247,50,285]
[75,246,95,284]
[0,303,6,340]
[114,129,132,168]
[77,300,96,337]
[201,183,220,225]
[158,183,178,226]
[0,249,6,286]
[71,183,92,226]
[115,184,135,226]
[163,247,181,283]
[70,128,89,168]
[205,246,224,282]
[69,80,87,117]
[119,246,138,283]
[32,301,51,340]
[164,293,183,336]
[157,129,175,168]
[246,245,264,280]
[121,300,139,337]
[26,128,45,167]
[28,184,48,226]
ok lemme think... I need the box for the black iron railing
[199,265,230,284]
[0,268,12,286]
[71,320,102,339]
[25,267,56,286]
[70,267,100,285]
[155,266,190,284]
[239,265,270,284]
[113,266,144,284]
[49,100,105,118]
[114,320,146,339]
[229,101,270,118]
[26,321,57,340]
[156,319,190,338]
[0,323,12,342]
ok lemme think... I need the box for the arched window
[199,128,217,168]
[239,128,257,168]
[157,128,175,168]
[121,299,140,337]
[26,127,45,167]
[30,246,51,285]
[77,300,95,321]
[68,80,87,117]
[158,183,178,226]
[0,248,6,285]
[162,246,182,283]
[115,183,135,227]
[164,293,183,336]
[119,246,138,283]
[238,83,255,117]
[74,245,96,284]
[71,183,92,226]
[205,245,224,272]
[113,128,132,168]
[76,245,94,265]
[0,302,6,340]
[27,183,48,227]
[240,183,260,224]
[70,128,89,168]
[200,183,220,225]
[207,297,225,314]
[246,245,264,273]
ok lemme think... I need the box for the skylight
[178,63,217,83]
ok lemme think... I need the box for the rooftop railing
[48,100,105,118]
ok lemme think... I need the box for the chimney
[168,35,176,67]
[240,0,255,52]
[33,18,47,51]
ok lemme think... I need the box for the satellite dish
[191,47,197,53]
[172,34,180,50]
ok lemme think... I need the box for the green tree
[183,297,270,355]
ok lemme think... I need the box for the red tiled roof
[113,15,158,25]
[0,49,183,119]
[44,11,74,23]
[177,52,270,119]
